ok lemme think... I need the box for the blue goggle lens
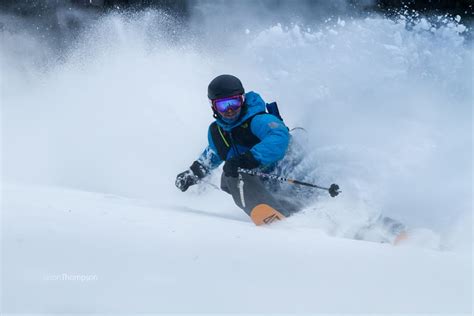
[213,96,243,112]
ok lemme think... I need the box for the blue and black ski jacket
[197,91,290,172]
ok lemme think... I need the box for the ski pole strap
[238,168,341,197]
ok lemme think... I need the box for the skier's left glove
[223,151,260,178]
[175,161,208,192]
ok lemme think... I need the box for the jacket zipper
[228,130,241,156]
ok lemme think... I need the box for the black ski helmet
[207,74,245,100]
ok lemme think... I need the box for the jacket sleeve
[249,114,290,166]
[196,125,223,171]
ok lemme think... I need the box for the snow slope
[1,2,472,314]
[2,183,471,313]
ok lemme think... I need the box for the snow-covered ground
[1,2,472,314]
[2,183,471,313]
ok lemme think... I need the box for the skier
[174,74,408,244]
[175,74,298,225]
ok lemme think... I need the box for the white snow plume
[1,7,472,251]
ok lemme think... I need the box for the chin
[222,117,238,123]
[220,111,241,123]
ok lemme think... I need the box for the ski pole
[238,168,341,197]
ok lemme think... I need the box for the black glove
[175,161,207,192]
[223,151,260,178]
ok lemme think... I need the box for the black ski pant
[220,172,300,218]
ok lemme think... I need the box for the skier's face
[219,106,242,122]
[212,94,244,122]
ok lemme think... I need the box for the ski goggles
[212,95,244,113]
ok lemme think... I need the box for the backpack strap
[210,122,230,161]
[266,102,284,121]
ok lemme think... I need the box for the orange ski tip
[250,204,286,226]
[393,231,409,245]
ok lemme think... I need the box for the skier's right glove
[223,151,260,178]
[175,161,207,192]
